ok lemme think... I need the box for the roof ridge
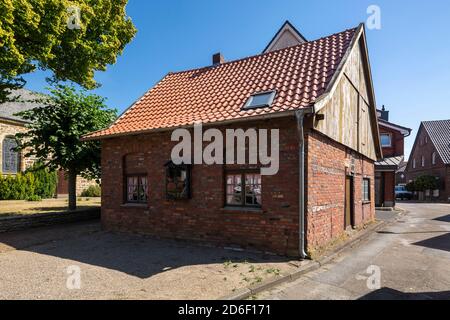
[168,26,359,76]
[83,25,360,141]
[422,119,450,123]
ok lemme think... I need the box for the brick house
[405,120,450,202]
[84,22,382,257]
[374,106,411,208]
[0,89,96,197]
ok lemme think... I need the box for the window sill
[362,201,371,205]
[121,203,148,208]
[221,206,263,213]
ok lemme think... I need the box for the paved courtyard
[0,221,298,300]
[1,203,449,300]
[259,203,450,300]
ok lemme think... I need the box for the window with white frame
[126,175,148,203]
[413,158,416,169]
[432,152,437,165]
[380,133,392,147]
[362,178,371,202]
[225,171,262,207]
[421,155,425,167]
[242,91,276,110]
[123,153,148,204]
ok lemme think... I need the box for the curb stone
[219,219,390,300]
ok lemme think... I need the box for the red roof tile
[84,27,358,140]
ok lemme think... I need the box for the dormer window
[243,91,276,110]
[380,133,392,147]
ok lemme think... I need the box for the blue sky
[23,0,450,158]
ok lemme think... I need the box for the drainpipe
[295,108,313,259]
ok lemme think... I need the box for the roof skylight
[242,91,276,110]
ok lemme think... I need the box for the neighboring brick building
[0,89,96,197]
[374,106,411,208]
[84,22,382,257]
[406,120,450,202]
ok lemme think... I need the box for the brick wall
[305,130,375,253]
[100,117,375,257]
[379,124,405,157]
[101,118,301,256]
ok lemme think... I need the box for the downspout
[295,108,313,259]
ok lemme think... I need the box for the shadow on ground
[359,287,450,300]
[413,232,450,253]
[0,222,290,279]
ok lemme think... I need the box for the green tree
[16,84,116,210]
[406,175,440,197]
[0,0,136,102]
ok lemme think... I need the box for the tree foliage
[0,0,136,102]
[406,175,440,192]
[15,84,116,208]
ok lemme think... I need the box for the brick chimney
[380,105,389,122]
[212,52,225,65]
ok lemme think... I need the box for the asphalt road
[260,203,450,300]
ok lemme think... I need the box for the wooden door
[375,174,382,207]
[345,176,353,229]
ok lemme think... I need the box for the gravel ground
[0,221,298,300]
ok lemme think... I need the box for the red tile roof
[84,27,358,140]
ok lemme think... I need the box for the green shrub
[26,195,42,202]
[80,185,101,197]
[0,163,57,200]
[407,175,440,192]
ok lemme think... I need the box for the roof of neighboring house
[396,161,407,173]
[422,120,450,164]
[262,20,308,53]
[84,26,359,140]
[375,155,404,170]
[378,118,412,137]
[0,89,45,124]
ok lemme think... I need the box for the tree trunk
[68,171,77,211]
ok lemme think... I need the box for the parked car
[395,185,413,200]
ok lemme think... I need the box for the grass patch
[0,198,101,217]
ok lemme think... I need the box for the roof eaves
[378,119,412,136]
[81,108,309,141]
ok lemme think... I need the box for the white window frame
[432,152,436,165]
[362,178,371,202]
[242,91,277,110]
[380,133,392,147]
[421,155,425,167]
